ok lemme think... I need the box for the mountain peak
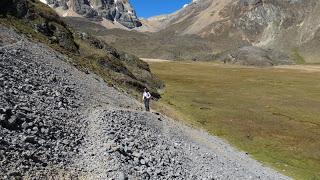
[43,0,141,29]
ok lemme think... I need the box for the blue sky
[130,0,192,18]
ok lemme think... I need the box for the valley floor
[275,65,320,72]
[149,60,320,179]
[0,27,291,179]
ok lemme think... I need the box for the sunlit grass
[149,61,320,179]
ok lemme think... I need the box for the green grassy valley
[149,61,320,179]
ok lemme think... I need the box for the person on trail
[142,88,151,111]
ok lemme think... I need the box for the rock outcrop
[44,0,142,29]
[216,46,293,66]
[146,0,320,43]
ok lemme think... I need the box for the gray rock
[23,136,37,144]
[118,171,128,180]
[217,46,293,66]
[0,114,5,121]
[140,159,146,165]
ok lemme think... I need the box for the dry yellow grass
[149,61,320,180]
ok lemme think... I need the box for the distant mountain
[41,0,142,29]
[144,0,320,63]
[45,0,320,65]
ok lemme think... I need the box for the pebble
[118,171,128,180]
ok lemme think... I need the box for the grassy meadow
[149,61,320,179]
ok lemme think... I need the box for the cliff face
[43,0,141,28]
[148,0,319,39]
[224,0,319,46]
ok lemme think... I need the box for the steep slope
[144,0,230,35]
[40,0,142,29]
[147,0,319,41]
[0,0,163,97]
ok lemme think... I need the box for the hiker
[142,88,151,111]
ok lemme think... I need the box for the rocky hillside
[40,0,142,29]
[0,0,162,97]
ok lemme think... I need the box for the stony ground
[0,26,291,179]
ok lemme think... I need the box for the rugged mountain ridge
[42,0,141,28]
[144,0,320,63]
[41,0,320,64]
[147,0,319,40]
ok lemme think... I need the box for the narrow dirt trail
[275,65,320,72]
[72,105,291,179]
[143,58,320,73]
[140,58,171,62]
[0,40,23,50]
[74,108,110,179]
